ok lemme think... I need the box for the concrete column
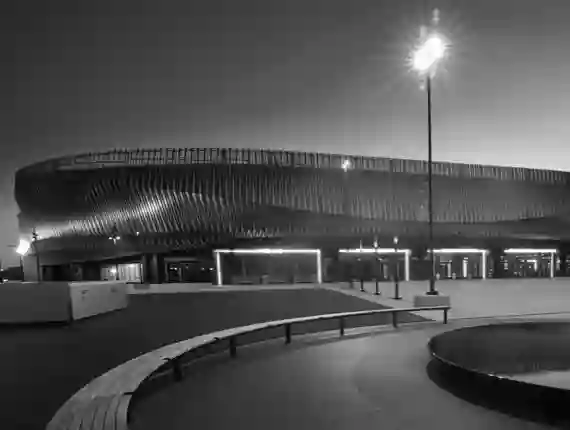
[142,253,160,284]
[550,252,555,279]
[214,251,223,285]
[481,251,487,279]
[316,250,323,284]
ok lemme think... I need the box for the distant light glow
[109,267,117,275]
[16,239,30,256]
[412,34,446,73]
[341,159,352,172]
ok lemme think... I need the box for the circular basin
[428,321,570,426]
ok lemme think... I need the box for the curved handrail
[46,305,449,430]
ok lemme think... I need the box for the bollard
[285,324,292,344]
[443,308,448,324]
[229,337,237,358]
[360,278,365,292]
[393,275,402,300]
[374,278,380,295]
[339,317,345,336]
[392,312,399,328]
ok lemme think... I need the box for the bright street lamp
[16,239,30,256]
[411,10,448,296]
[412,35,446,73]
[14,230,42,282]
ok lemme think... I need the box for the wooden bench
[46,305,450,430]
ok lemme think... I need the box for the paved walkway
[0,288,391,430]
[130,320,556,430]
[327,279,570,321]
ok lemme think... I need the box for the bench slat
[115,395,131,430]
[91,396,115,430]
[101,395,122,430]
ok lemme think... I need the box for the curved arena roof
[14,148,570,261]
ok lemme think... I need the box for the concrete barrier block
[413,294,451,307]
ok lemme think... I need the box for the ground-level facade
[21,245,570,285]
[14,148,570,284]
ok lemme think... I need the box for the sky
[2,0,570,266]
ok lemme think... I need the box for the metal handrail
[46,305,449,430]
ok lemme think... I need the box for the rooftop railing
[20,148,570,184]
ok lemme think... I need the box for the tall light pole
[411,10,447,296]
[342,158,353,288]
[393,236,402,300]
[32,228,41,281]
[373,236,380,295]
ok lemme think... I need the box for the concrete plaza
[130,320,554,430]
[0,288,390,430]
[327,278,570,321]
[5,279,570,429]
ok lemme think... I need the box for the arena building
[14,148,570,285]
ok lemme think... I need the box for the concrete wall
[69,281,128,320]
[0,281,129,323]
[0,282,71,323]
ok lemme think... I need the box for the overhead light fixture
[214,248,320,255]
[339,248,411,254]
[504,248,557,254]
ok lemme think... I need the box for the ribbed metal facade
[14,148,570,262]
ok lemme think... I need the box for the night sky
[3,0,570,266]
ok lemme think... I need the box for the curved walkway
[130,321,556,430]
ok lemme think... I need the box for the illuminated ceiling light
[16,239,31,256]
[339,248,411,254]
[432,248,488,254]
[504,248,558,254]
[215,248,320,255]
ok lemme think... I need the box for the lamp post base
[426,278,439,295]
